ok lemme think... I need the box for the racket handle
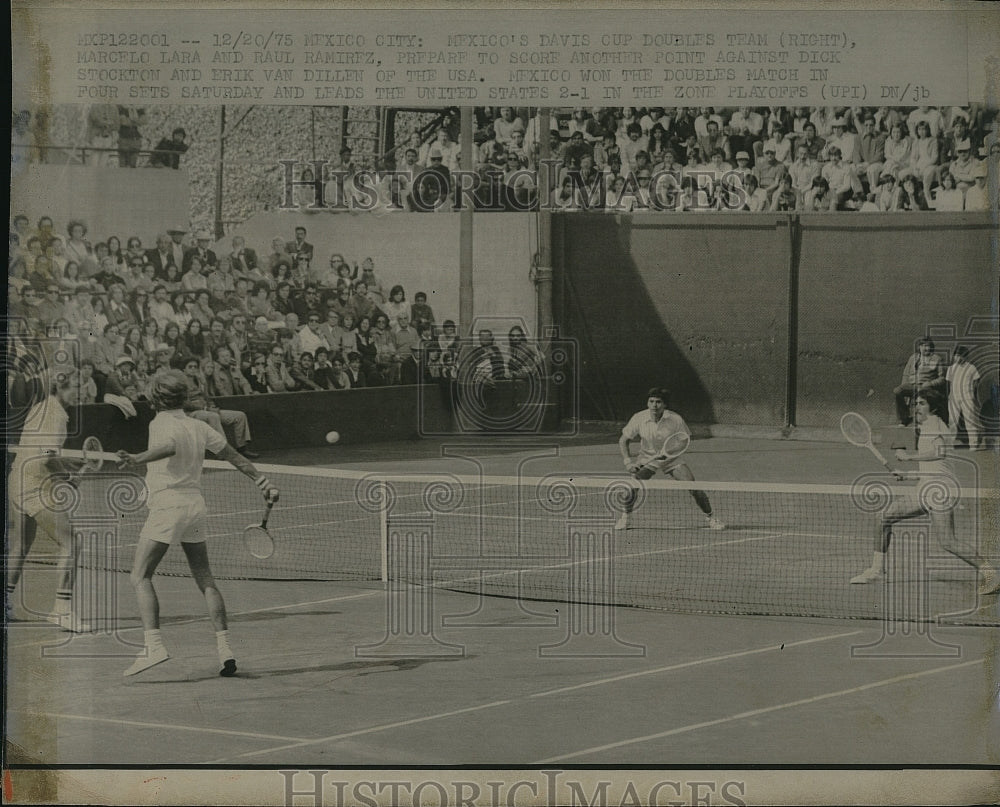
[261,498,275,529]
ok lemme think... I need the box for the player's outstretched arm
[618,434,639,473]
[215,444,280,502]
[117,446,175,469]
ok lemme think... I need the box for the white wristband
[255,476,273,492]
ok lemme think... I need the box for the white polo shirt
[622,409,690,464]
[145,409,226,506]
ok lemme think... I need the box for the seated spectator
[297,311,330,358]
[182,318,207,360]
[932,171,964,210]
[268,237,292,274]
[103,354,144,401]
[466,329,507,382]
[881,124,912,179]
[187,289,214,328]
[34,283,65,328]
[394,314,420,385]
[147,285,175,332]
[358,257,385,303]
[873,172,901,211]
[753,145,786,204]
[78,359,98,404]
[895,174,930,211]
[28,254,59,292]
[181,356,259,458]
[594,130,621,172]
[209,345,253,396]
[243,352,270,393]
[372,313,401,384]
[149,127,189,169]
[328,312,357,358]
[963,163,989,211]
[290,350,324,391]
[293,283,323,323]
[824,118,858,165]
[229,235,258,276]
[180,255,209,293]
[803,175,834,211]
[788,144,820,198]
[184,230,218,274]
[821,147,858,208]
[354,316,380,382]
[381,285,409,327]
[410,291,436,331]
[770,174,799,211]
[104,282,134,329]
[264,343,296,392]
[59,261,88,295]
[344,351,367,388]
[311,346,338,390]
[91,321,126,382]
[551,174,582,211]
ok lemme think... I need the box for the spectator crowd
[7,217,544,448]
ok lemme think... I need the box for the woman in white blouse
[909,120,940,192]
[931,171,964,211]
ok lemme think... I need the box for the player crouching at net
[6,371,93,632]
[616,387,724,532]
[850,389,1000,595]
[116,370,280,677]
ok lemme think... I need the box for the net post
[378,478,389,584]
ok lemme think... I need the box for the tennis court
[4,432,999,766]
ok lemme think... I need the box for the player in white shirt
[616,387,724,531]
[6,372,93,632]
[850,389,999,594]
[116,370,280,676]
[946,345,983,451]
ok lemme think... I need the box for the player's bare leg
[124,538,171,676]
[6,513,38,616]
[182,541,236,676]
[669,464,725,530]
[31,507,93,632]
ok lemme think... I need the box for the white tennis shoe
[124,646,170,677]
[614,513,629,531]
[706,516,725,531]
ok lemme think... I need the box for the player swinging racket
[849,389,999,595]
[116,370,281,677]
[616,387,725,531]
[6,371,93,632]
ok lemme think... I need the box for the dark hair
[954,345,970,360]
[646,387,671,405]
[918,337,935,350]
[915,388,948,423]
[346,351,361,362]
[172,127,186,138]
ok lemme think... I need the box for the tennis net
[14,450,997,621]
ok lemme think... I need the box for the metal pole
[536,108,553,338]
[214,105,225,240]
[459,107,474,336]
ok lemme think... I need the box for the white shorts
[9,474,54,520]
[140,497,208,545]
[636,455,683,476]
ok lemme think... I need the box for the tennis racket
[840,412,893,470]
[654,431,691,461]
[243,498,276,559]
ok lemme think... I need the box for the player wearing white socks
[7,372,93,632]
[850,389,999,596]
[117,370,280,677]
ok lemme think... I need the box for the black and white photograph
[6,2,1000,804]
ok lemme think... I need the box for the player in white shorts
[616,387,725,531]
[6,372,93,632]
[850,389,999,595]
[116,370,280,677]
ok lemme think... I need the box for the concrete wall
[555,213,996,430]
[10,165,190,246]
[556,214,791,425]
[795,214,997,427]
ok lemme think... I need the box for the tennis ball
[325,431,340,444]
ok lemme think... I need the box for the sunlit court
[6,434,998,765]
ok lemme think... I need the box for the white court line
[7,709,307,743]
[208,628,854,763]
[535,658,985,763]
[528,631,863,698]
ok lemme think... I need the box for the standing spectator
[855,115,887,191]
[909,121,940,192]
[393,314,420,384]
[85,104,119,166]
[79,359,98,404]
[410,292,436,331]
[116,106,147,167]
[166,227,187,270]
[894,337,946,426]
[946,346,983,450]
[148,127,189,169]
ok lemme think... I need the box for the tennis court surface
[5,433,999,766]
